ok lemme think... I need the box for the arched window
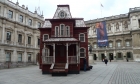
[6,52,11,62]
[108,24,111,32]
[66,26,70,37]
[55,26,59,37]
[116,23,119,30]
[60,24,65,36]
[124,21,128,29]
[79,33,85,42]
[80,48,85,57]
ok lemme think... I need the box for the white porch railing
[42,56,53,64]
[68,56,77,64]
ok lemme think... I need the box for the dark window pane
[118,53,122,58]
[18,34,22,43]
[38,38,40,45]
[28,37,31,44]
[7,32,11,41]
[44,35,48,41]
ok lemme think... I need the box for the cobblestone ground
[0,62,140,84]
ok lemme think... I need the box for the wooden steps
[51,63,68,76]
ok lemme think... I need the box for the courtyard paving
[0,62,140,84]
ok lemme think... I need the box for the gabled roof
[53,5,72,19]
[42,5,87,28]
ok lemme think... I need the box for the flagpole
[100,5,102,18]
[100,3,103,18]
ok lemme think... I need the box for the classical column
[66,43,68,63]
[24,49,27,63]
[76,43,78,63]
[2,24,5,43]
[96,51,99,61]
[53,43,55,63]
[14,28,17,45]
[0,48,5,62]
[105,51,107,57]
[12,49,17,62]
[24,32,27,46]
[114,50,116,61]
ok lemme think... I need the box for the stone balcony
[26,44,33,48]
[16,42,24,47]
[4,40,14,45]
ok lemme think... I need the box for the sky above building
[11,0,140,21]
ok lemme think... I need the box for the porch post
[66,43,68,63]
[76,43,79,63]
[53,43,55,63]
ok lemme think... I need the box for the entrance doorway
[127,52,131,58]
[55,45,66,63]
[101,53,105,61]
[93,54,97,60]
[109,53,114,60]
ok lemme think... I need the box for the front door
[94,54,97,60]
[55,45,66,63]
[101,53,105,61]
[109,53,114,60]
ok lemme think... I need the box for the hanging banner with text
[96,21,108,47]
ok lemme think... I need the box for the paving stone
[0,62,140,84]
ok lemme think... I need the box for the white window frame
[80,47,86,58]
[93,44,97,48]
[109,42,113,48]
[8,10,13,19]
[66,26,70,37]
[43,34,49,41]
[28,19,32,26]
[19,15,23,23]
[126,41,130,47]
[55,26,59,37]
[28,54,32,62]
[6,52,11,62]
[79,33,85,42]
[18,53,22,62]
[38,22,41,28]
[28,36,31,44]
[18,34,22,43]
[117,41,121,47]
[6,31,11,41]
[60,24,65,37]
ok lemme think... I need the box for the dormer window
[59,11,67,18]
[60,12,64,17]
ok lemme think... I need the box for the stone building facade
[85,7,140,62]
[0,0,44,67]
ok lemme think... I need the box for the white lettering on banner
[98,40,108,42]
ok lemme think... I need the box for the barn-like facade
[39,5,90,75]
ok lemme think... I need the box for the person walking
[110,58,111,62]
[83,57,87,71]
[104,58,108,66]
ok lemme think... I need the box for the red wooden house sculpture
[39,5,90,75]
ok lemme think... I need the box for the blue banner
[96,21,108,47]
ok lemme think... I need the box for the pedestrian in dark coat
[83,57,87,71]
[104,58,108,66]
